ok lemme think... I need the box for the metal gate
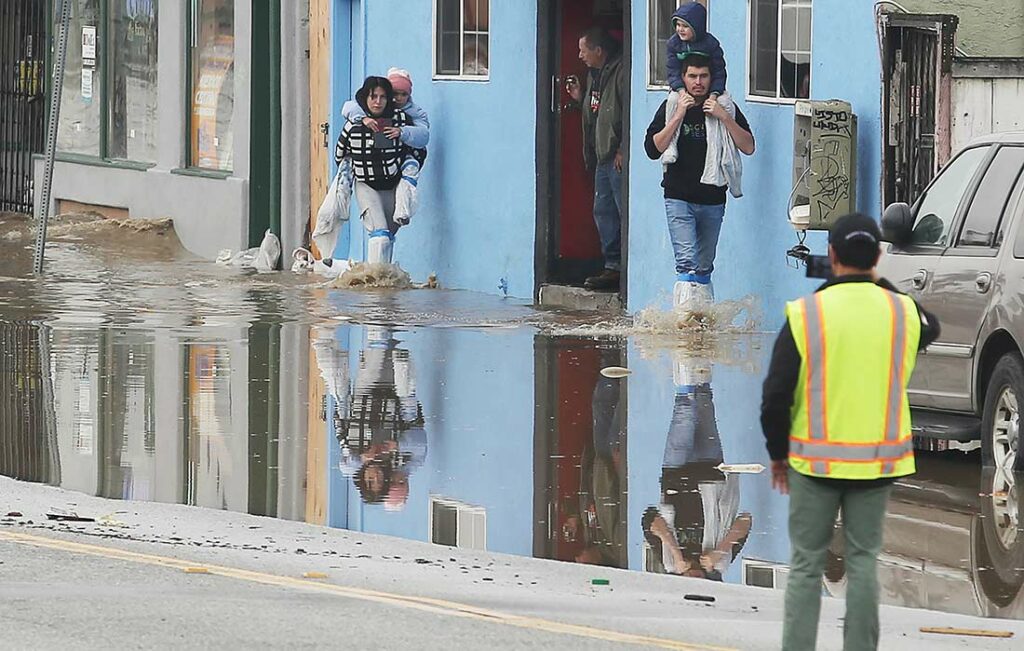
[881,13,958,207]
[0,0,47,214]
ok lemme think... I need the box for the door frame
[535,0,631,304]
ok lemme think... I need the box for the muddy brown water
[1,213,1021,620]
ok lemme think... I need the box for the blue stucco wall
[331,1,884,325]
[627,1,883,327]
[331,0,539,298]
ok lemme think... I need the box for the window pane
[910,146,989,246]
[957,147,1024,247]
[436,0,460,75]
[57,0,102,156]
[649,0,678,86]
[463,33,488,76]
[191,0,234,171]
[464,0,488,32]
[109,0,158,163]
[749,0,779,97]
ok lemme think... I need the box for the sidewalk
[1,476,1020,650]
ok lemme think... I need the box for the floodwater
[1,213,1022,621]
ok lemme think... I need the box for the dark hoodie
[666,2,726,94]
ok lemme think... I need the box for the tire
[973,467,1024,611]
[980,353,1024,472]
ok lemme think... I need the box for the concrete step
[538,284,623,313]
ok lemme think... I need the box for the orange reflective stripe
[883,292,908,442]
[802,295,828,441]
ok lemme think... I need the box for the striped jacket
[334,109,426,191]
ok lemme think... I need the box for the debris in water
[716,463,766,474]
[919,627,1013,639]
[46,509,95,523]
[683,594,716,603]
[5,511,23,517]
[591,578,610,586]
[600,366,632,378]
[330,262,412,289]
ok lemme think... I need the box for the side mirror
[881,202,913,247]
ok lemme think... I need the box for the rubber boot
[367,232,394,264]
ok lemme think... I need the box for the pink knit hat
[387,67,412,94]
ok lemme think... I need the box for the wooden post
[308,0,330,258]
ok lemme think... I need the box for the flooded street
[2,213,1022,625]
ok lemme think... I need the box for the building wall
[38,1,308,263]
[331,0,539,298]
[898,0,1024,57]
[627,0,882,323]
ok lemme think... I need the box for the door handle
[912,270,928,290]
[320,122,330,149]
[976,272,992,293]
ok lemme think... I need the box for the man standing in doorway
[566,27,626,292]
[760,213,940,650]
[644,54,754,311]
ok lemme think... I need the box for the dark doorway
[536,0,630,297]
[0,0,48,214]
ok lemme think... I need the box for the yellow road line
[0,530,734,651]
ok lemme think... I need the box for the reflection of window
[742,559,789,589]
[190,0,235,170]
[109,0,159,162]
[434,0,489,79]
[748,0,811,100]
[648,0,709,87]
[910,146,988,247]
[56,0,103,156]
[430,497,486,550]
[957,147,1024,248]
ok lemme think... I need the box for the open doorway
[536,0,630,300]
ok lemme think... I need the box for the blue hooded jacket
[666,2,726,94]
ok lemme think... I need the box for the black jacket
[760,275,941,463]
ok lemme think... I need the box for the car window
[910,146,989,246]
[1010,175,1024,258]
[956,147,1024,248]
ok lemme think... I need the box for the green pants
[783,469,892,651]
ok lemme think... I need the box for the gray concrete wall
[281,1,312,263]
[36,1,261,261]
[898,0,1024,56]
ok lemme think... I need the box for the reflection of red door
[557,0,599,261]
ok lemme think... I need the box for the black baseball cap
[829,213,882,268]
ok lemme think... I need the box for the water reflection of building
[533,338,628,569]
[641,358,751,580]
[0,321,58,484]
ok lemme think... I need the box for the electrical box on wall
[790,100,858,231]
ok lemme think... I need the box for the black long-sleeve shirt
[760,275,941,462]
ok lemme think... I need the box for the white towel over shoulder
[701,92,743,198]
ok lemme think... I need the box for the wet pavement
[1,213,1022,623]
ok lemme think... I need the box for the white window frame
[646,0,711,90]
[745,0,813,105]
[431,0,490,82]
[428,496,487,550]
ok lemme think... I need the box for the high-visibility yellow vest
[785,282,921,480]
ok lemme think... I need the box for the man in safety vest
[760,213,940,650]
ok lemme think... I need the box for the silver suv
[878,131,1024,475]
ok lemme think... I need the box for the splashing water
[330,262,413,289]
[547,295,763,339]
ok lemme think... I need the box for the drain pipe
[33,0,71,274]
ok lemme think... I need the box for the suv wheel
[974,467,1024,610]
[981,353,1024,472]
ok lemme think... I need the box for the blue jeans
[665,199,726,280]
[594,160,624,271]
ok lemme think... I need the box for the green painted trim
[248,0,282,249]
[170,166,231,179]
[54,152,154,170]
[268,0,281,239]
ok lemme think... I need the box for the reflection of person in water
[642,360,751,579]
[570,349,627,568]
[327,326,426,509]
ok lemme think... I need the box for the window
[649,1,710,87]
[109,0,159,163]
[434,0,489,79]
[957,147,1024,248]
[909,146,989,247]
[55,0,159,162]
[748,0,811,101]
[189,0,235,171]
